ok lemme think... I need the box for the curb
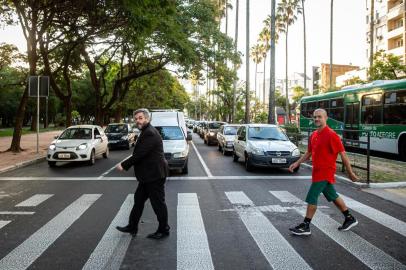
[0,155,46,174]
[300,163,406,189]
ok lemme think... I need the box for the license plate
[272,158,286,164]
[58,153,70,159]
[109,140,117,143]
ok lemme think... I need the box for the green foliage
[292,85,309,103]
[368,50,406,80]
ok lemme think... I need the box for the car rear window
[209,122,223,129]
[105,124,128,133]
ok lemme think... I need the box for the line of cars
[46,123,140,167]
[47,111,192,175]
[191,120,301,172]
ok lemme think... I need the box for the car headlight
[49,144,56,150]
[251,147,264,156]
[292,148,300,157]
[76,143,88,150]
[173,148,189,158]
[209,132,215,136]
[121,135,128,140]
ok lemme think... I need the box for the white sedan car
[47,125,109,167]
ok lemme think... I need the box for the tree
[301,0,307,91]
[291,85,309,103]
[250,44,263,99]
[277,0,301,123]
[368,50,406,80]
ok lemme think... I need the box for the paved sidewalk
[0,130,62,172]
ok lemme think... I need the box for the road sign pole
[37,76,40,154]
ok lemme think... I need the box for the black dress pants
[129,178,169,232]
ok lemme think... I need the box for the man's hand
[288,162,299,173]
[348,171,360,182]
[116,164,124,171]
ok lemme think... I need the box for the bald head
[313,108,328,129]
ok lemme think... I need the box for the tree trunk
[30,114,37,131]
[254,63,258,99]
[64,98,72,127]
[285,27,290,124]
[263,55,266,104]
[302,0,307,91]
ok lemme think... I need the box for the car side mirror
[54,135,59,139]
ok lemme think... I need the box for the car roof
[244,124,279,128]
[67,125,99,129]
[107,123,129,126]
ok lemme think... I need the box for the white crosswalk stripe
[339,194,406,237]
[270,191,406,270]
[15,194,54,207]
[177,193,214,270]
[0,220,11,230]
[82,194,133,270]
[225,191,312,270]
[0,194,101,270]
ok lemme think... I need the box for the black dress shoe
[146,231,170,240]
[116,225,137,236]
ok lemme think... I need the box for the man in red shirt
[288,108,359,235]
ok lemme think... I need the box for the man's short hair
[313,108,328,117]
[134,108,150,120]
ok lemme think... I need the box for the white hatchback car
[47,125,108,167]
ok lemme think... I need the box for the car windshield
[209,122,223,129]
[59,128,92,140]
[156,126,184,140]
[105,124,128,133]
[224,126,238,135]
[248,127,288,141]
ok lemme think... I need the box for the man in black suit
[116,108,170,239]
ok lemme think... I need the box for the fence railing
[286,128,371,184]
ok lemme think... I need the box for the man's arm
[288,150,311,172]
[339,151,359,182]
[120,131,155,170]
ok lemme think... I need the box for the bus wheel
[399,137,406,161]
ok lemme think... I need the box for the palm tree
[250,44,263,99]
[258,27,271,104]
[277,0,302,123]
[329,0,333,90]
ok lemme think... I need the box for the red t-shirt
[308,126,345,184]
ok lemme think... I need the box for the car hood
[53,139,91,148]
[249,140,296,152]
[163,140,188,153]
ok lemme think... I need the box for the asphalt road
[0,132,405,270]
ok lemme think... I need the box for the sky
[0,0,366,94]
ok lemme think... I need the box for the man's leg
[290,181,327,235]
[146,178,169,238]
[324,184,358,231]
[128,183,149,230]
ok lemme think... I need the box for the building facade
[366,0,406,63]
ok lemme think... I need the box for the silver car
[217,124,241,155]
[47,125,109,167]
[232,124,301,172]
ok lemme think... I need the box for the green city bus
[299,79,406,160]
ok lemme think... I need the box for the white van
[150,110,192,174]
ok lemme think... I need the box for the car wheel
[48,161,56,167]
[222,147,227,156]
[233,151,239,162]
[103,147,109,158]
[204,138,207,145]
[218,144,222,151]
[245,155,254,172]
[88,149,95,166]
[181,161,188,174]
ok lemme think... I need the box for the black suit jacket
[121,123,169,183]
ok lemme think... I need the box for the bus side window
[329,98,344,122]
[384,90,406,124]
[362,93,382,124]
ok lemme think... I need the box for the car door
[218,126,224,147]
[98,127,108,151]
[93,127,103,155]
[239,126,248,157]
[235,126,245,157]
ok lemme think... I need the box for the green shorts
[305,181,339,205]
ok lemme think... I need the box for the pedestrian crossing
[0,191,405,270]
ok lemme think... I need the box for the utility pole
[329,0,334,90]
